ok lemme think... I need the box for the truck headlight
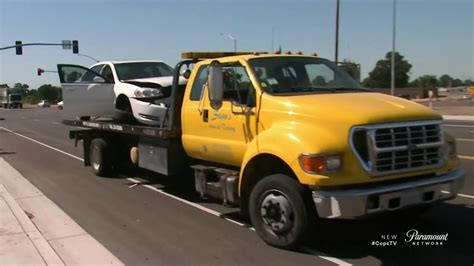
[445,139,457,158]
[298,154,342,174]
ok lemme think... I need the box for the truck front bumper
[312,168,465,219]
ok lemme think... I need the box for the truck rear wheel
[90,138,114,176]
[249,174,315,249]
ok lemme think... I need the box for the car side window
[101,65,115,83]
[80,65,103,82]
[190,66,208,101]
[222,63,255,106]
[59,65,104,83]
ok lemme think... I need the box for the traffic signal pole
[0,41,79,54]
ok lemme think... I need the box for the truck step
[191,165,239,206]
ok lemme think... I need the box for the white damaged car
[57,60,186,126]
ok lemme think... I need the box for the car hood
[124,76,187,87]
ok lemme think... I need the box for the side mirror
[247,89,256,108]
[93,76,106,83]
[208,60,223,110]
[181,69,192,79]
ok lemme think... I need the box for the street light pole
[77,53,100,63]
[220,33,237,52]
[391,0,397,95]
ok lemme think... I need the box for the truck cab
[180,52,463,247]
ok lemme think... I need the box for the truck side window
[222,64,255,106]
[190,66,208,101]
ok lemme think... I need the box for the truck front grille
[351,121,445,176]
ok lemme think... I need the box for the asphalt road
[0,106,473,266]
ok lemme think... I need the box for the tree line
[362,52,472,89]
[0,83,62,104]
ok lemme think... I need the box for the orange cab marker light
[296,51,303,55]
[312,52,318,57]
[286,50,292,55]
[181,52,268,59]
[275,50,281,54]
[300,155,325,173]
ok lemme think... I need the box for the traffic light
[15,41,22,55]
[37,68,44,76]
[72,40,79,54]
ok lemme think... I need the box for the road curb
[0,158,123,265]
[0,183,64,265]
[442,115,474,121]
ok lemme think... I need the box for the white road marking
[442,191,474,199]
[52,122,60,125]
[0,125,353,265]
[458,155,474,160]
[456,138,474,142]
[224,218,245,226]
[125,178,222,217]
[0,126,84,162]
[444,124,474,128]
[301,246,353,266]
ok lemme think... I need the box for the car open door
[57,64,116,119]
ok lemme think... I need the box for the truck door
[57,64,115,118]
[182,62,258,166]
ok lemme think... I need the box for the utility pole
[391,0,396,95]
[335,0,340,63]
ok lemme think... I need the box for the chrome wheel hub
[260,192,293,233]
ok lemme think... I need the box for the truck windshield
[115,62,174,80]
[10,94,22,101]
[249,57,365,94]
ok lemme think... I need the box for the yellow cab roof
[181,52,320,65]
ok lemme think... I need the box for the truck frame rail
[62,119,180,139]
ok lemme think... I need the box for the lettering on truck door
[182,62,258,166]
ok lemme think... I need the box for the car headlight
[134,88,162,98]
[298,153,342,174]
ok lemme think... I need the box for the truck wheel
[249,174,315,249]
[90,138,114,176]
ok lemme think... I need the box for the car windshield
[249,57,365,94]
[115,62,173,80]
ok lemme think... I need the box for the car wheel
[90,138,114,176]
[249,174,316,249]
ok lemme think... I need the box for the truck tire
[249,174,316,249]
[90,138,114,176]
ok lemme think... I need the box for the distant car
[57,101,64,110]
[38,100,50,108]
[57,60,187,126]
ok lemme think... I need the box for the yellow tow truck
[59,52,464,249]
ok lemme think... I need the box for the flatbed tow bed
[62,119,179,139]
[63,119,187,177]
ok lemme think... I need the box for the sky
[0,0,472,90]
